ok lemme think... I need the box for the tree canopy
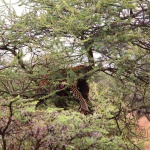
[0,0,150,149]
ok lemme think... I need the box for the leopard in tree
[36,65,93,114]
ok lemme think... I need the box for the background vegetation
[0,0,150,149]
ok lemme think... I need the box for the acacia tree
[0,0,149,111]
[0,0,150,149]
[0,0,149,79]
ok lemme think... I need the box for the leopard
[36,65,93,114]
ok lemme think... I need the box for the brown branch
[121,8,148,20]
[0,99,17,150]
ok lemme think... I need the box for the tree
[0,0,150,149]
[1,0,149,78]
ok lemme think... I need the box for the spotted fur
[37,65,92,114]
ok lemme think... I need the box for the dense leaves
[0,89,139,150]
[0,0,150,149]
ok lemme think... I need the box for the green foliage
[0,89,139,150]
[0,71,147,149]
[0,0,150,149]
